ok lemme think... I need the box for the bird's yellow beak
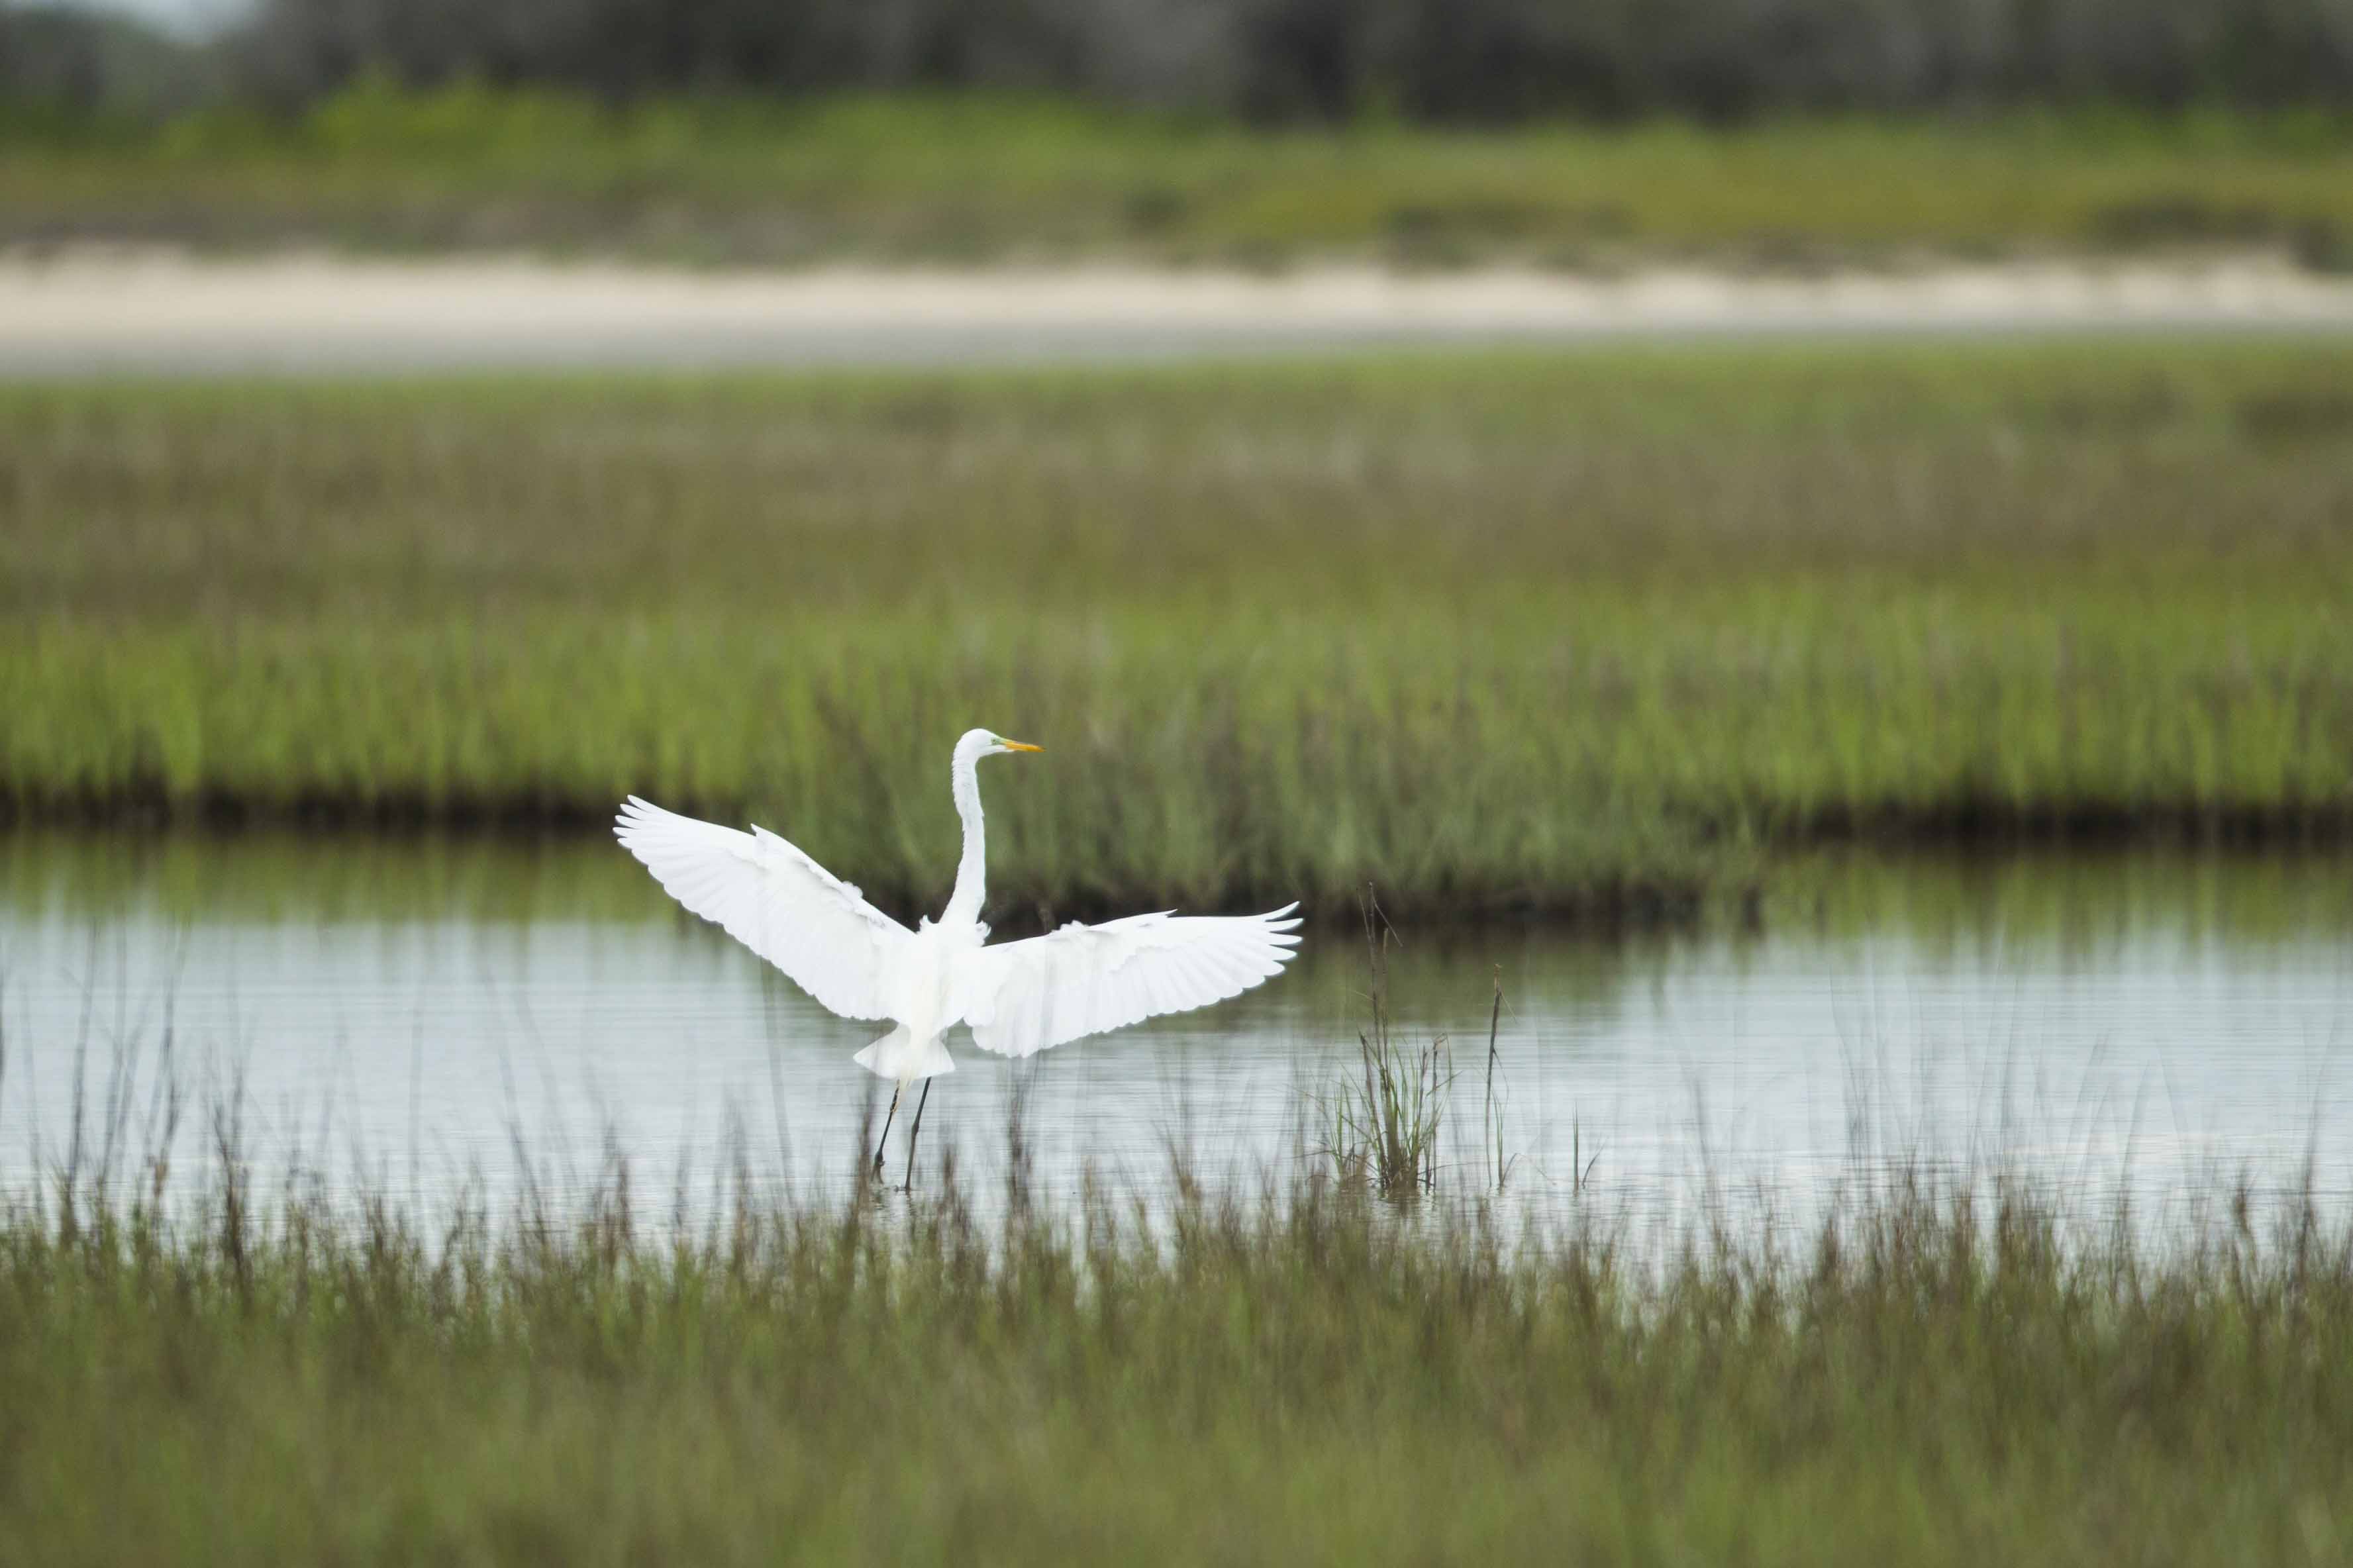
[1001,740,1043,754]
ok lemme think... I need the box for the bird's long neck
[943,750,987,929]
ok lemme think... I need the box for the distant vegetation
[6,341,2352,921]
[12,0,2353,122]
[3,1136,2352,1563]
[8,1,2353,268]
[9,87,2353,267]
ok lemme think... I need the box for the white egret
[615,728,1302,1180]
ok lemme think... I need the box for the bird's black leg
[902,1079,933,1189]
[873,1083,903,1179]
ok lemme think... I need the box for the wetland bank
[7,340,2353,912]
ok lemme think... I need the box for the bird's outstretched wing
[954,904,1302,1058]
[615,796,913,1021]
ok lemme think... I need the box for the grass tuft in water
[1321,889,1452,1197]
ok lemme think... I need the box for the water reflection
[2,832,2349,1231]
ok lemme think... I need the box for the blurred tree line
[6,0,2353,123]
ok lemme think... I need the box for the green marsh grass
[5,341,2353,916]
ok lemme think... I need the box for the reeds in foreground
[1,1100,2350,1564]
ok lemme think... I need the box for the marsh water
[3,832,2351,1230]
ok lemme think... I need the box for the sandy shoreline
[6,252,2353,374]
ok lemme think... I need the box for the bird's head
[958,728,1042,763]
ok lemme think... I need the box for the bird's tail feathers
[853,1026,956,1081]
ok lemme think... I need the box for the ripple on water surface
[1,833,2350,1234]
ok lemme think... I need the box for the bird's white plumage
[615,729,1301,1083]
[615,795,912,1022]
[957,906,1302,1059]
